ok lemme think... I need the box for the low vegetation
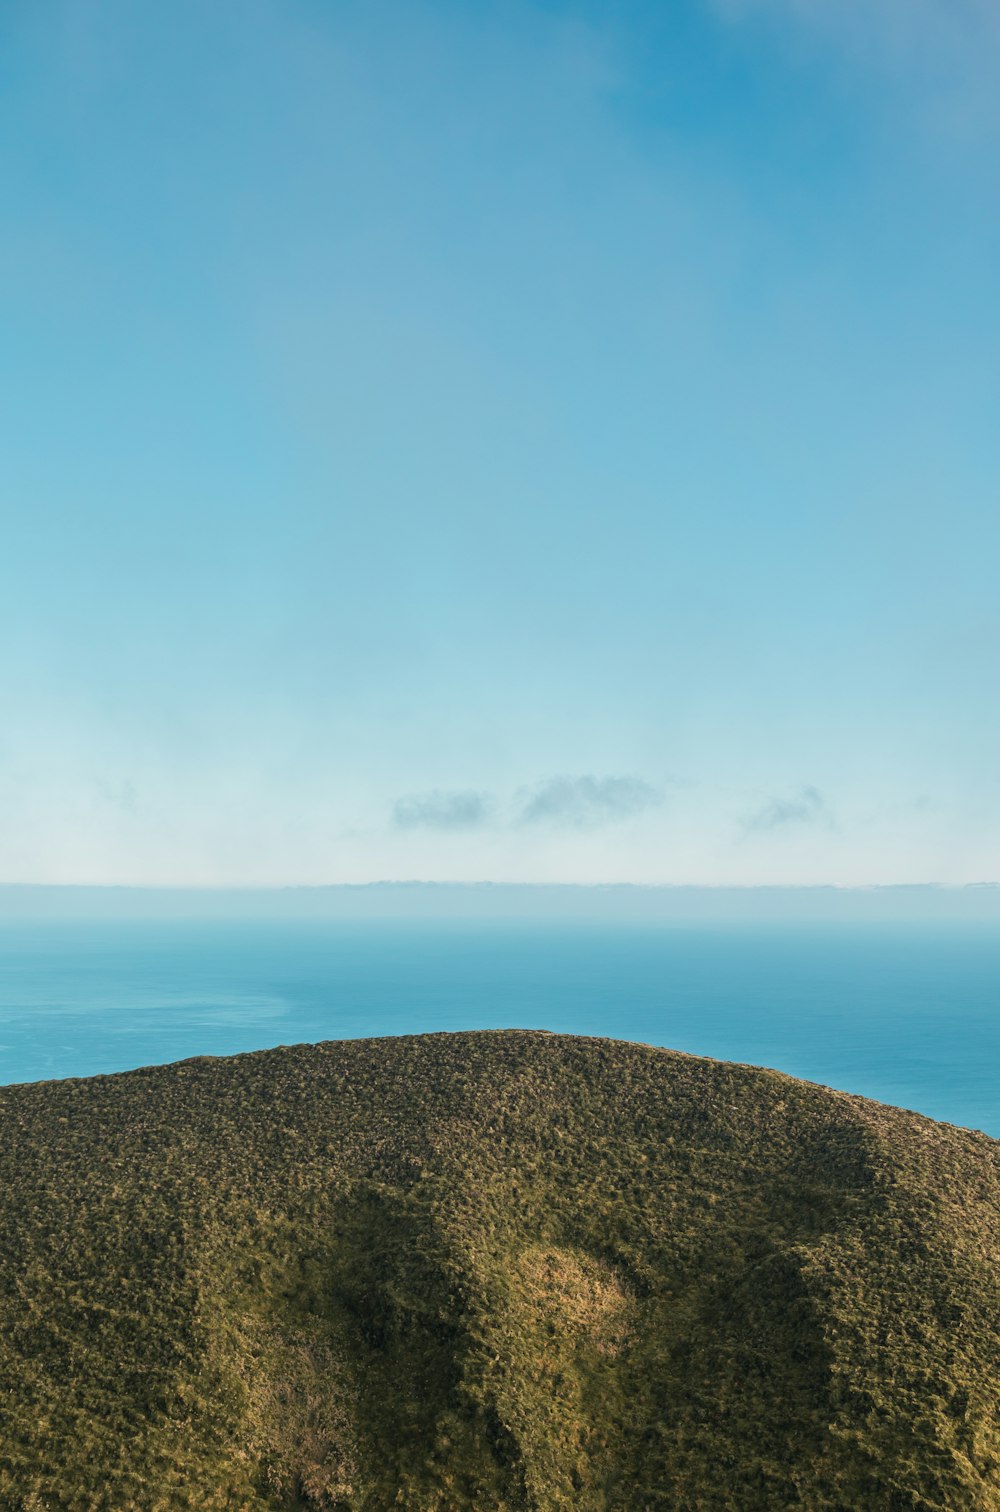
[0,1030,996,1509]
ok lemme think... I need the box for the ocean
[0,918,996,1136]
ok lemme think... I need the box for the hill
[0,1030,996,1510]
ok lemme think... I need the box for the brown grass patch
[514,1245,632,1355]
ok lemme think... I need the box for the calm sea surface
[0,920,996,1136]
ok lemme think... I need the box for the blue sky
[2,0,998,886]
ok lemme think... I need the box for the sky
[2,0,998,888]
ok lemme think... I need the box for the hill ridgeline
[0,1030,996,1510]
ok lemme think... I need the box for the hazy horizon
[5,880,1000,927]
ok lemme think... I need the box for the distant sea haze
[4,881,1000,922]
[0,888,997,1138]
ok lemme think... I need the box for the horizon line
[3,881,999,894]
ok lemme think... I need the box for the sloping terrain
[0,1030,996,1510]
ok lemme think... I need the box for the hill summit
[0,1030,996,1510]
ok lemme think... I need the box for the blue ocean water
[0,919,996,1136]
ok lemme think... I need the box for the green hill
[0,1031,996,1510]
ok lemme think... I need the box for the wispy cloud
[714,0,1000,59]
[94,777,138,814]
[391,775,662,834]
[713,0,1000,134]
[516,775,661,829]
[392,789,493,832]
[742,785,832,834]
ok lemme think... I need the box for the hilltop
[0,1031,996,1510]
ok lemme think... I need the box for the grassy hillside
[0,1030,996,1511]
